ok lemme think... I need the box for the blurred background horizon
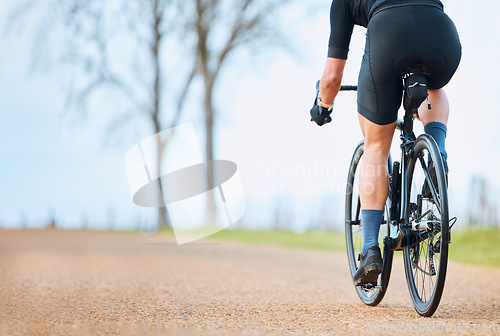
[1,0,499,233]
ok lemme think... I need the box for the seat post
[402,108,417,134]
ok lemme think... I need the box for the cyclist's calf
[418,89,449,126]
[358,118,396,210]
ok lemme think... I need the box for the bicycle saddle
[403,68,429,110]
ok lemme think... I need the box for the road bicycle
[343,68,456,317]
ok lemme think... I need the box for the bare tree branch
[171,64,198,129]
[189,0,296,223]
[6,0,296,228]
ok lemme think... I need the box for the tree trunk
[155,122,170,229]
[204,75,217,225]
[150,0,171,230]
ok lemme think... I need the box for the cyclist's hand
[310,80,333,126]
[310,105,332,126]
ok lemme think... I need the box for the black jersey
[328,0,444,59]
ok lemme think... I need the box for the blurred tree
[8,0,192,228]
[188,0,293,222]
[273,196,293,231]
[8,0,294,227]
[467,175,499,227]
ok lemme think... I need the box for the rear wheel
[403,134,449,317]
[345,141,394,306]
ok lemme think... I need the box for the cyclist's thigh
[357,9,408,126]
[416,7,462,89]
[357,61,402,126]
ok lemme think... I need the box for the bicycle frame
[391,107,418,240]
[340,84,433,250]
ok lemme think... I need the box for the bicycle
[343,68,456,317]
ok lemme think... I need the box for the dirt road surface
[0,230,498,335]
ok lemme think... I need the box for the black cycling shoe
[422,154,448,199]
[353,246,383,286]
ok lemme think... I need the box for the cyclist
[310,0,461,286]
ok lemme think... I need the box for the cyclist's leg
[418,89,449,126]
[415,6,460,160]
[358,116,396,211]
[418,89,449,159]
[357,116,396,256]
[356,8,401,257]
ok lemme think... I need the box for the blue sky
[1,0,499,230]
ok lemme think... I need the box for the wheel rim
[404,136,449,316]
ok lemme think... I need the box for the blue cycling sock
[424,122,447,159]
[361,209,384,256]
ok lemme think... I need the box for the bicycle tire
[403,134,449,317]
[345,140,394,306]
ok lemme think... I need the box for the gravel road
[0,229,498,335]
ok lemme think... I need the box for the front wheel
[345,141,394,306]
[403,134,449,317]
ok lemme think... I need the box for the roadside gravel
[0,230,498,335]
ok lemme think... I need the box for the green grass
[208,227,500,268]
[448,227,500,268]
[210,228,346,252]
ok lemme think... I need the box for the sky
[0,0,499,231]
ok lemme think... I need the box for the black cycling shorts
[357,5,461,125]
